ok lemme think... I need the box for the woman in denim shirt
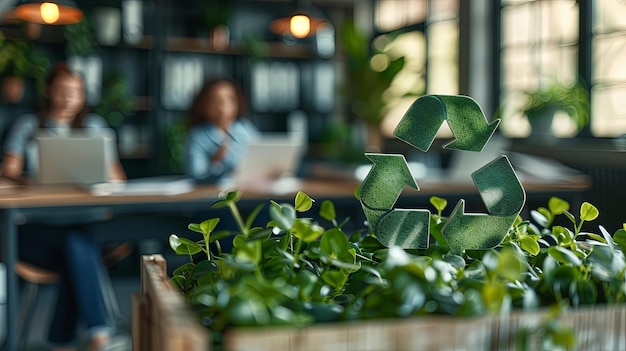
[1,62,125,351]
[184,78,259,184]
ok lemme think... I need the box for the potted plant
[0,32,50,102]
[340,20,406,152]
[146,190,626,350]
[204,0,234,50]
[520,80,590,138]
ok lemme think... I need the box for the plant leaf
[269,203,296,231]
[575,279,598,305]
[169,234,181,251]
[614,229,626,248]
[187,223,203,234]
[429,196,447,212]
[176,237,203,255]
[211,199,229,209]
[548,197,569,215]
[320,228,349,259]
[496,248,524,281]
[233,238,262,264]
[584,233,606,244]
[519,236,540,256]
[531,209,550,228]
[191,260,220,280]
[294,191,314,212]
[580,202,599,222]
[598,225,614,251]
[548,246,582,266]
[322,270,347,289]
[169,275,186,290]
[172,262,195,277]
[200,218,220,235]
[320,200,336,222]
[293,219,324,242]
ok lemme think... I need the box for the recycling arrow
[359,153,431,249]
[393,95,500,152]
[441,155,525,254]
[359,153,418,211]
[358,94,526,253]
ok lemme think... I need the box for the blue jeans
[18,224,111,344]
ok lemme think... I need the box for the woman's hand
[0,153,26,183]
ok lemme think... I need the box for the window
[375,0,459,137]
[500,0,626,139]
[591,0,626,137]
[499,0,580,138]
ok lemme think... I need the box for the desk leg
[1,208,17,351]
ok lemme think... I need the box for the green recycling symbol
[359,95,526,254]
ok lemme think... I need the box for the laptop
[220,134,306,192]
[34,129,113,185]
[34,129,197,196]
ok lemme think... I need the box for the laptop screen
[228,134,305,187]
[34,129,114,185]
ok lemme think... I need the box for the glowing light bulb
[290,15,310,38]
[40,2,60,24]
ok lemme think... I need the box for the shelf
[99,36,155,50]
[164,37,320,59]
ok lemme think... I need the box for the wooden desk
[0,176,591,351]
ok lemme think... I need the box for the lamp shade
[270,13,327,39]
[15,0,83,25]
[270,0,327,39]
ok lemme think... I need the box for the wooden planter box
[133,254,626,351]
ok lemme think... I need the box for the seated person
[1,62,126,351]
[183,78,259,184]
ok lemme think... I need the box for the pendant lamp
[270,0,327,39]
[15,0,83,25]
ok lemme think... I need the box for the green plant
[521,80,590,132]
[0,34,29,78]
[0,31,50,92]
[204,0,234,30]
[163,120,186,173]
[169,191,626,348]
[339,20,406,128]
[63,17,98,56]
[93,72,135,127]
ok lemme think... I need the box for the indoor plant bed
[136,192,626,351]
[134,96,626,351]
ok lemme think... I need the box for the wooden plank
[138,254,626,351]
[131,293,149,351]
[139,254,209,351]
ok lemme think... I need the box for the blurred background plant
[522,80,590,131]
[63,17,98,56]
[339,20,405,151]
[0,31,50,101]
[94,71,136,127]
